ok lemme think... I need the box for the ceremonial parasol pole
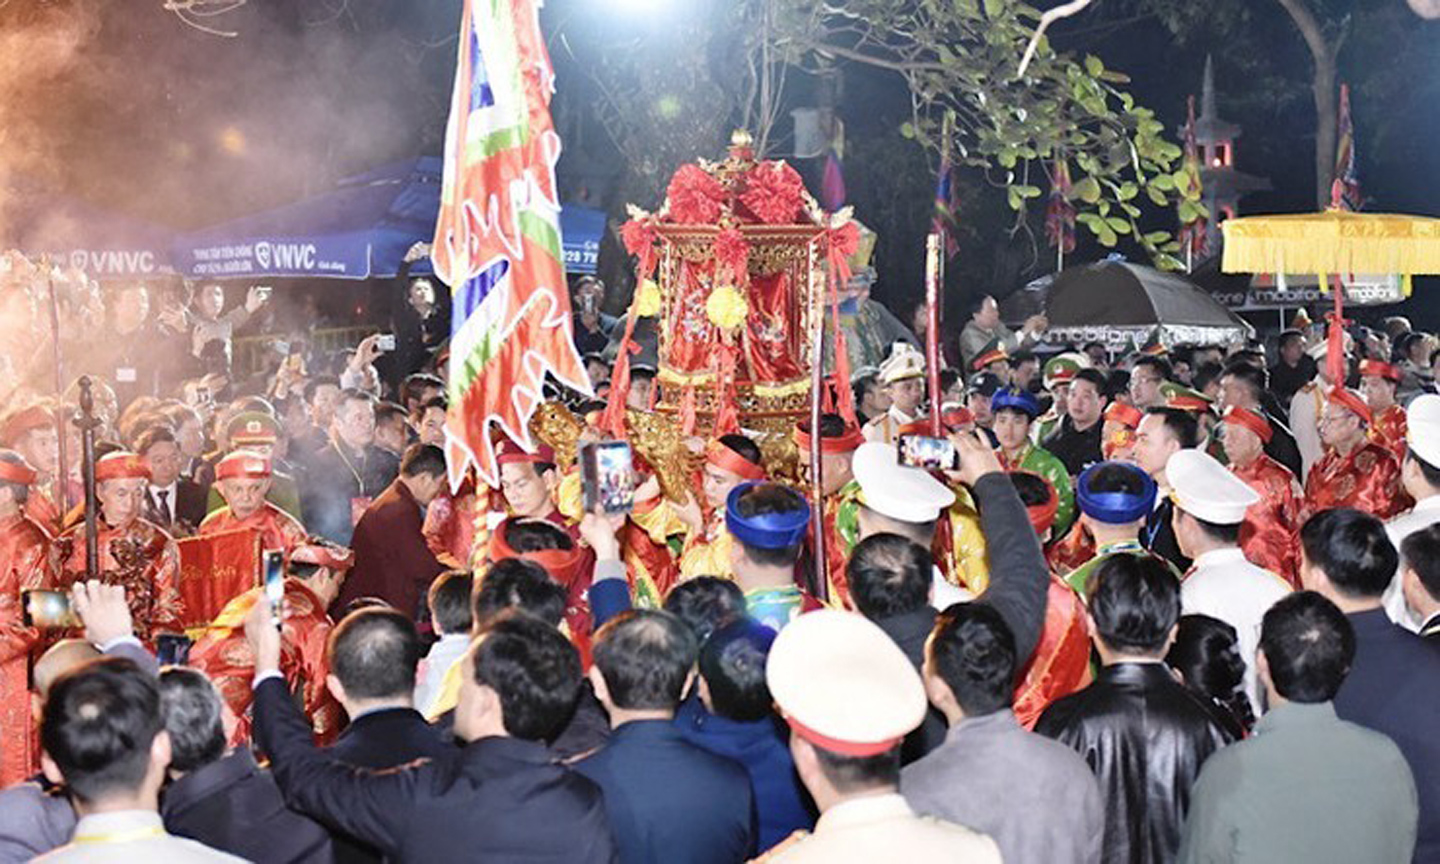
[43,261,72,511]
[925,233,943,434]
[76,377,101,580]
[808,240,830,604]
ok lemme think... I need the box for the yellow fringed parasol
[1221,210,1440,380]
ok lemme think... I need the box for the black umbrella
[1042,259,1253,350]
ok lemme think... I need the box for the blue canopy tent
[172,157,606,281]
[2,183,175,278]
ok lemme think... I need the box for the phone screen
[376,334,397,352]
[156,634,193,666]
[23,590,78,630]
[582,441,635,515]
[263,550,285,629]
[897,434,958,471]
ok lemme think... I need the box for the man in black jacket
[297,389,399,545]
[249,607,616,863]
[157,668,332,863]
[322,608,455,864]
[1219,362,1303,476]
[1036,553,1234,864]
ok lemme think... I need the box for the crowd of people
[0,260,1438,863]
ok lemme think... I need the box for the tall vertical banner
[1331,82,1361,212]
[432,0,590,487]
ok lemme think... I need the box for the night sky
[1,0,1435,323]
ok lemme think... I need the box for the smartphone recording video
[581,441,635,515]
[375,334,397,352]
[22,590,79,630]
[897,434,958,472]
[263,550,285,630]
[156,634,193,667]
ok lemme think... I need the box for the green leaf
[1121,202,1142,217]
[1098,226,1118,247]
[1178,200,1198,223]
[1074,176,1101,204]
[900,122,916,140]
[1147,186,1169,206]
[1014,184,1042,199]
[1076,212,1105,229]
[1098,200,1111,216]
[1144,231,1172,245]
[1084,55,1104,77]
[1151,173,1175,191]
[1117,182,1138,201]
[1106,217,1131,234]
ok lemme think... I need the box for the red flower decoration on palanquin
[666,164,727,224]
[713,227,750,278]
[619,219,659,275]
[739,160,805,224]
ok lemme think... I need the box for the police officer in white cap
[1167,449,1292,712]
[758,609,1001,863]
[852,440,966,608]
[863,343,926,444]
[1383,393,1440,630]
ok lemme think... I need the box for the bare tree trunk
[1274,0,1347,209]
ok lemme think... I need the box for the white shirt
[35,810,245,863]
[1180,547,1292,713]
[148,482,177,524]
[862,405,917,444]
[1289,383,1325,483]
[414,633,471,716]
[1382,495,1440,632]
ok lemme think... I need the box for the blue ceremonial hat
[725,482,812,549]
[990,386,1040,419]
[1076,461,1157,524]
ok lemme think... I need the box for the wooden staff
[44,262,72,512]
[76,377,102,580]
[808,240,830,605]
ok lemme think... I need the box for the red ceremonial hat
[1104,401,1143,430]
[706,439,766,481]
[1013,471,1060,536]
[495,438,557,466]
[0,458,37,486]
[216,451,273,481]
[1358,359,1402,384]
[1,404,53,447]
[291,541,354,571]
[1221,406,1273,443]
[1326,387,1372,426]
[793,421,864,454]
[94,451,151,482]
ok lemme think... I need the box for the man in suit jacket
[1300,509,1440,862]
[1135,407,1199,572]
[157,668,332,863]
[578,610,754,864]
[320,608,456,864]
[298,390,400,545]
[138,425,209,536]
[251,606,617,863]
[335,444,447,620]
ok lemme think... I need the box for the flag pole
[925,233,943,434]
[809,241,831,605]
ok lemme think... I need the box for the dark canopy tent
[1042,259,1253,350]
[2,182,175,278]
[172,157,605,281]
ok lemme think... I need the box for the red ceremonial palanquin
[198,503,307,555]
[0,513,51,784]
[54,518,184,642]
[189,580,341,747]
[1231,454,1303,588]
[1013,576,1093,728]
[1303,441,1405,521]
[1370,404,1408,463]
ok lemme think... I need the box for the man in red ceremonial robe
[1303,388,1405,521]
[0,451,53,784]
[795,415,864,607]
[54,451,184,641]
[198,450,307,555]
[1007,471,1091,728]
[1360,358,1408,462]
[1221,406,1303,587]
[1,403,62,534]
[189,542,351,746]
